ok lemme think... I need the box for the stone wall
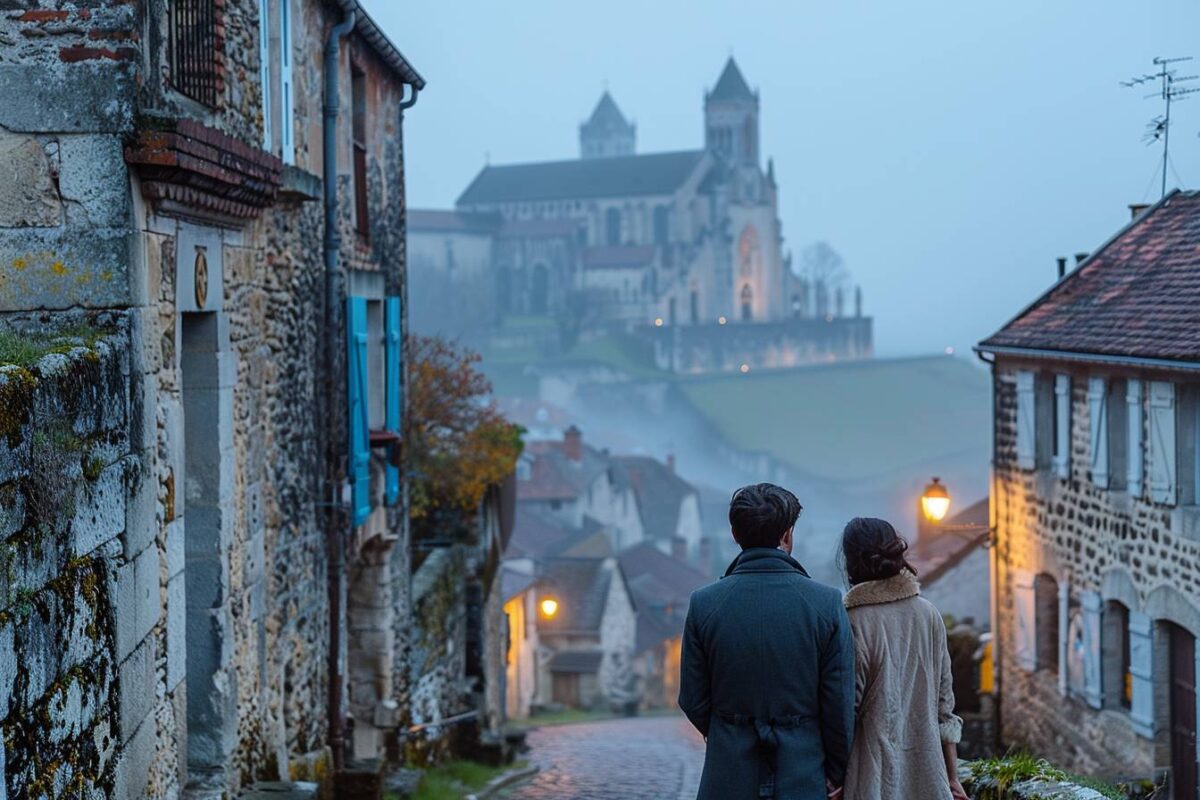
[0,316,158,799]
[991,360,1200,783]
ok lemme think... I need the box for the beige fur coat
[842,571,962,800]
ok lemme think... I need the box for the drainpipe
[977,348,1002,754]
[323,5,356,775]
[397,81,418,620]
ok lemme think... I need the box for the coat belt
[718,713,809,798]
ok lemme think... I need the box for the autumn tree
[406,335,523,524]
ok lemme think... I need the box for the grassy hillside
[677,355,991,483]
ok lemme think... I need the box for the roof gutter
[332,0,426,88]
[974,344,1200,373]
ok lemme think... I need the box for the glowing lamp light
[921,477,951,523]
[718,316,728,325]
[739,363,751,374]
[654,318,664,327]
[945,346,956,356]
[539,597,560,620]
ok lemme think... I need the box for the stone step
[239,781,320,800]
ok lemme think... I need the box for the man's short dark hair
[729,483,803,549]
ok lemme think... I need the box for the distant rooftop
[708,57,755,103]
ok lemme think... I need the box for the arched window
[1103,600,1132,709]
[605,208,622,246]
[530,263,549,315]
[1034,573,1060,673]
[740,284,753,321]
[653,206,669,246]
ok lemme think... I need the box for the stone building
[977,191,1200,797]
[408,59,873,373]
[0,0,428,797]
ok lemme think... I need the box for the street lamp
[920,477,951,523]
[539,596,560,620]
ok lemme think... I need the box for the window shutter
[1016,371,1036,469]
[258,0,272,151]
[1129,611,1155,736]
[1149,381,1176,505]
[1013,572,1037,671]
[1053,374,1071,479]
[347,296,371,526]
[384,296,402,506]
[1127,379,1143,496]
[1081,591,1102,709]
[1058,580,1070,695]
[280,0,294,165]
[1088,377,1109,488]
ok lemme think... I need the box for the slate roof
[979,190,1200,364]
[548,650,604,674]
[582,91,631,133]
[456,150,707,206]
[500,568,537,603]
[506,508,613,561]
[408,209,500,233]
[709,57,755,102]
[582,246,657,270]
[618,544,710,654]
[539,558,624,635]
[518,439,609,501]
[611,456,698,541]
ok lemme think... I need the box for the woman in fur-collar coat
[838,517,968,800]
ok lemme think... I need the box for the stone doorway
[1169,623,1197,800]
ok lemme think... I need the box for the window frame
[351,62,370,241]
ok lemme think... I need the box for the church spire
[708,57,756,103]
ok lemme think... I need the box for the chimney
[1075,252,1088,266]
[671,537,688,561]
[563,425,583,462]
[666,453,676,473]
[1056,257,1067,280]
[1129,203,1150,220]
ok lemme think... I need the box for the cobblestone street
[500,715,704,800]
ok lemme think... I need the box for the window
[1177,385,1200,506]
[1053,374,1071,478]
[1148,381,1176,505]
[1104,601,1133,710]
[258,0,272,150]
[1108,379,1128,490]
[1127,379,1144,496]
[653,206,669,246]
[605,208,621,246]
[279,0,294,164]
[171,0,221,106]
[740,285,753,321]
[689,290,699,325]
[1088,377,1109,487]
[351,64,369,240]
[1034,572,1060,674]
[1016,371,1036,469]
[1034,374,1055,470]
[366,299,384,430]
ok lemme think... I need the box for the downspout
[323,5,356,775]
[977,348,1002,753]
[397,81,418,623]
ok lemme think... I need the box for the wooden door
[552,673,580,708]
[1170,624,1197,800]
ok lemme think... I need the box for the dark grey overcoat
[679,547,855,800]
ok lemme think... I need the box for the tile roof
[979,191,1200,363]
[709,57,755,103]
[619,544,711,654]
[456,150,707,206]
[909,497,989,587]
[611,456,698,542]
[518,440,609,501]
[539,558,621,635]
[506,508,613,561]
[500,568,537,603]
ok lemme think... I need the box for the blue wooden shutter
[1149,381,1177,506]
[1081,590,1102,709]
[280,0,294,164]
[1053,374,1071,479]
[1012,571,1037,671]
[1088,377,1109,488]
[347,296,371,526]
[258,0,272,151]
[1016,372,1036,469]
[1127,379,1144,496]
[385,296,402,505]
[1129,611,1155,736]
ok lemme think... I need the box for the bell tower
[580,91,636,159]
[704,57,759,168]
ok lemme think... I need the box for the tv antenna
[1123,56,1199,198]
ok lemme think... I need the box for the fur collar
[844,570,920,609]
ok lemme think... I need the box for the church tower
[579,92,636,159]
[704,58,758,167]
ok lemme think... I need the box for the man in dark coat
[679,483,855,800]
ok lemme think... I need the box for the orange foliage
[406,335,522,519]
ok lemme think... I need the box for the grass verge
[388,760,527,800]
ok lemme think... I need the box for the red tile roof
[980,191,1200,363]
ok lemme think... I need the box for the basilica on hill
[409,58,872,373]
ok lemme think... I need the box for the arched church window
[741,284,753,321]
[531,263,549,315]
[606,208,621,246]
[738,225,761,278]
[653,206,669,247]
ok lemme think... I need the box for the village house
[977,191,1200,797]
[612,454,708,568]
[0,1,452,797]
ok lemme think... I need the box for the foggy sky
[368,1,1200,358]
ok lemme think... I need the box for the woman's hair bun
[840,517,916,586]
